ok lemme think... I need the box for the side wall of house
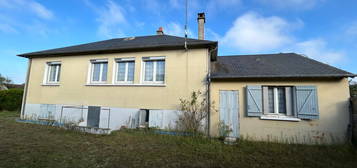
[210,78,351,144]
[23,49,209,130]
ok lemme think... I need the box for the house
[18,13,355,144]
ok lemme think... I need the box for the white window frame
[89,59,108,84]
[261,86,300,121]
[141,56,165,84]
[43,61,61,85]
[114,58,135,84]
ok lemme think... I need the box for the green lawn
[0,111,356,168]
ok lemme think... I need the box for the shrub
[350,84,357,97]
[176,91,210,134]
[0,89,23,111]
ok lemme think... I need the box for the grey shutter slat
[246,85,262,116]
[295,86,319,119]
[262,87,269,114]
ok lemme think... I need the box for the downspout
[20,58,32,119]
[207,46,218,137]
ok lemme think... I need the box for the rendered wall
[24,49,208,109]
[210,78,351,144]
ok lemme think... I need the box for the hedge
[0,89,23,111]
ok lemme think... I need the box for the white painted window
[263,86,293,115]
[45,62,61,84]
[90,59,108,83]
[115,58,135,83]
[142,57,165,84]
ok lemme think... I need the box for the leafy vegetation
[0,73,12,85]
[350,83,357,97]
[0,89,23,111]
[0,112,356,168]
[176,91,210,134]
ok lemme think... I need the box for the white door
[219,90,239,138]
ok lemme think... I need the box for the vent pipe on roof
[197,13,205,40]
[156,27,164,35]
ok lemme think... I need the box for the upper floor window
[115,58,135,83]
[142,57,165,84]
[45,62,61,84]
[90,59,108,83]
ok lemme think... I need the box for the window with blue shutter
[295,86,319,120]
[246,85,263,116]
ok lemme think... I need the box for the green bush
[350,84,357,97]
[0,89,23,111]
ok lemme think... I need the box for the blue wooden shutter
[295,86,319,119]
[246,85,262,117]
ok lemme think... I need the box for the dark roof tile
[211,53,355,79]
[18,35,217,58]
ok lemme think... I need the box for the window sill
[260,115,301,122]
[85,84,166,87]
[42,83,60,86]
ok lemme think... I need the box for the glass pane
[56,65,61,82]
[155,60,165,82]
[127,62,135,81]
[268,87,274,113]
[49,65,56,82]
[92,63,101,81]
[144,61,153,81]
[101,62,108,81]
[278,87,286,114]
[117,62,126,81]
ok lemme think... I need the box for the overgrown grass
[0,111,356,168]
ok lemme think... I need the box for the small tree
[350,84,357,97]
[0,73,12,85]
[176,91,210,134]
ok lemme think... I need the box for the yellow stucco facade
[25,48,209,110]
[23,47,352,143]
[210,78,351,144]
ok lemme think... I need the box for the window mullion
[99,63,103,82]
[124,62,129,82]
[153,61,157,82]
[274,88,279,114]
[55,65,59,82]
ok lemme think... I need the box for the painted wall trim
[21,58,32,119]
[85,84,166,87]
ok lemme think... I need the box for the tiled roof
[18,35,217,58]
[211,53,355,79]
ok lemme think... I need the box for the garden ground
[0,111,356,168]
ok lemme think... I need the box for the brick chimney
[156,27,164,35]
[197,13,205,40]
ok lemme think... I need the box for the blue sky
[1,0,357,83]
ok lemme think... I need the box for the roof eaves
[210,73,356,79]
[18,42,217,58]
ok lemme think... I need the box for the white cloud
[346,22,357,37]
[164,22,193,37]
[0,23,18,34]
[28,1,53,19]
[85,0,127,38]
[222,12,294,52]
[206,0,241,14]
[290,39,345,64]
[0,0,53,19]
[258,0,322,10]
